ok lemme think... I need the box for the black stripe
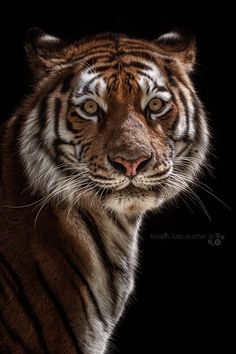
[61,74,74,93]
[178,87,190,140]
[34,96,54,164]
[164,65,178,87]
[119,50,157,64]
[11,114,25,164]
[53,143,77,164]
[81,145,90,157]
[75,45,114,59]
[175,142,190,157]
[35,263,83,354]
[0,279,6,296]
[54,97,62,140]
[157,86,170,92]
[70,111,91,122]
[122,61,152,71]
[0,343,11,353]
[81,87,94,96]
[37,95,48,132]
[106,209,129,236]
[85,54,113,67]
[36,81,61,149]
[78,141,92,160]
[126,214,140,227]
[83,74,102,94]
[78,209,118,304]
[0,254,50,354]
[72,281,94,333]
[88,155,98,162]
[95,82,101,96]
[66,118,80,133]
[188,92,203,152]
[88,64,115,73]
[0,123,7,188]
[59,248,108,329]
[170,111,181,138]
[0,313,32,353]
[136,70,159,90]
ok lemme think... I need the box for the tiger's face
[21,30,209,214]
[68,65,176,212]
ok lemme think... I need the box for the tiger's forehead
[72,59,170,104]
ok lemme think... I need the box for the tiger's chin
[103,185,164,215]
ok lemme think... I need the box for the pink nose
[113,156,149,177]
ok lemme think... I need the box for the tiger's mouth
[92,179,167,199]
[87,166,171,196]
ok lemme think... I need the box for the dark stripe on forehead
[87,60,153,75]
[72,44,115,60]
[88,63,117,74]
[122,61,153,71]
[120,40,154,48]
[119,50,158,63]
[82,53,113,67]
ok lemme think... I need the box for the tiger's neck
[54,199,142,322]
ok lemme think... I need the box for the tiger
[0,28,209,353]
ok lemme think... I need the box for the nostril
[108,154,152,177]
[107,156,127,175]
[136,154,152,173]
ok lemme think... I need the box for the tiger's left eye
[147,98,164,113]
[82,100,99,115]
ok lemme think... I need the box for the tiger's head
[20,29,209,215]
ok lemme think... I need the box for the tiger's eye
[83,100,99,115]
[148,98,163,112]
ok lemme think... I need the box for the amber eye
[147,98,164,113]
[82,100,99,115]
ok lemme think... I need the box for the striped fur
[0,29,209,353]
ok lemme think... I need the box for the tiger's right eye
[147,98,164,113]
[82,100,99,115]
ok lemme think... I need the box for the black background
[0,4,233,353]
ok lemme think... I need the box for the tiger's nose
[109,155,152,177]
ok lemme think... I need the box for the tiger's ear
[155,31,196,72]
[24,28,66,78]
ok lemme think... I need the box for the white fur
[158,31,181,42]
[41,34,61,43]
